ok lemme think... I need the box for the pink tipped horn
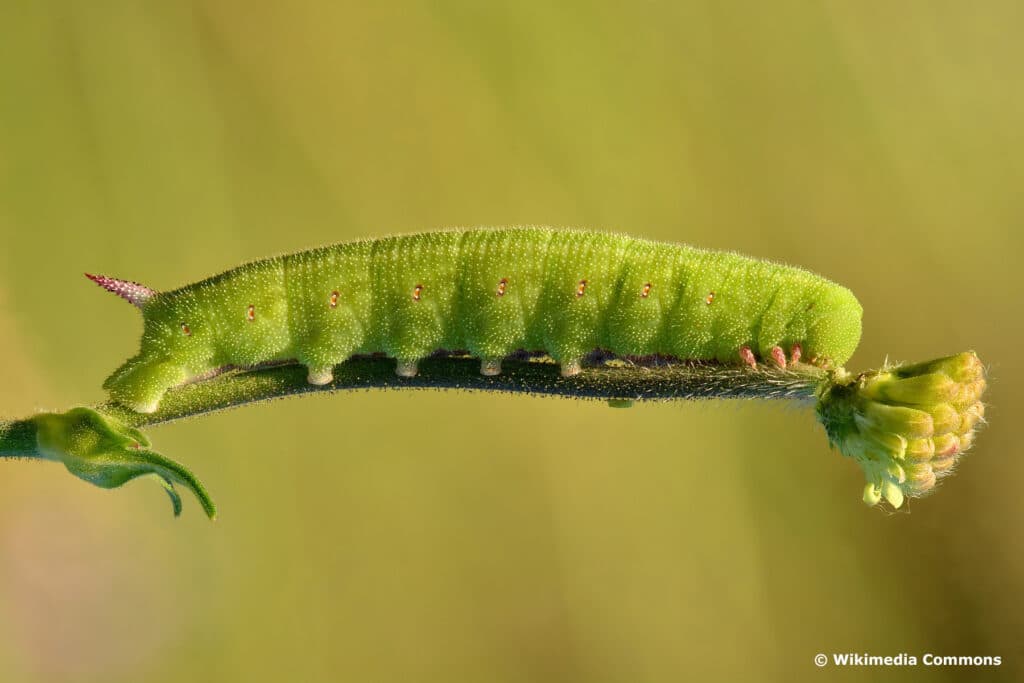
[85,273,157,308]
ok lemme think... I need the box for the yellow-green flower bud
[905,437,935,461]
[894,352,984,384]
[929,404,962,436]
[903,462,936,495]
[960,402,985,434]
[932,433,960,457]
[863,373,959,405]
[816,352,987,509]
[861,403,934,438]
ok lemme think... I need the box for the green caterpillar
[88,227,863,414]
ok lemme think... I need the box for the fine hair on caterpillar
[86,227,863,414]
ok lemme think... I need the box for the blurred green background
[1,2,1021,681]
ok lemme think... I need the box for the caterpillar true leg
[790,343,803,366]
[769,346,787,369]
[739,346,757,369]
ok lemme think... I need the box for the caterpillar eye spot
[576,279,588,298]
[705,291,716,305]
[496,278,508,297]
[246,305,256,322]
[412,284,424,301]
[329,290,339,308]
[180,322,191,336]
[641,282,652,298]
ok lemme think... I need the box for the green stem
[0,419,40,459]
[0,352,986,517]
[102,356,828,429]
[2,356,826,454]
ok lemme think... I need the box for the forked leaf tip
[32,407,216,519]
[149,474,183,517]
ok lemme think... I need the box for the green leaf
[31,407,215,519]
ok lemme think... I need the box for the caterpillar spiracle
[87,227,863,414]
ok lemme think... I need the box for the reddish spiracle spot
[496,278,508,297]
[412,284,424,301]
[640,282,652,298]
[247,305,256,322]
[329,290,339,308]
[576,280,588,298]
[180,322,191,336]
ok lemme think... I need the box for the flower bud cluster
[815,352,986,508]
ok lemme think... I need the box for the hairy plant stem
[0,352,986,517]
[0,419,39,459]
[0,357,825,453]
[118,356,828,428]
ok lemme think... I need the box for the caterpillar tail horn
[85,273,157,308]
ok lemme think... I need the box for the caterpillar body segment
[457,229,551,368]
[285,242,375,384]
[89,227,863,413]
